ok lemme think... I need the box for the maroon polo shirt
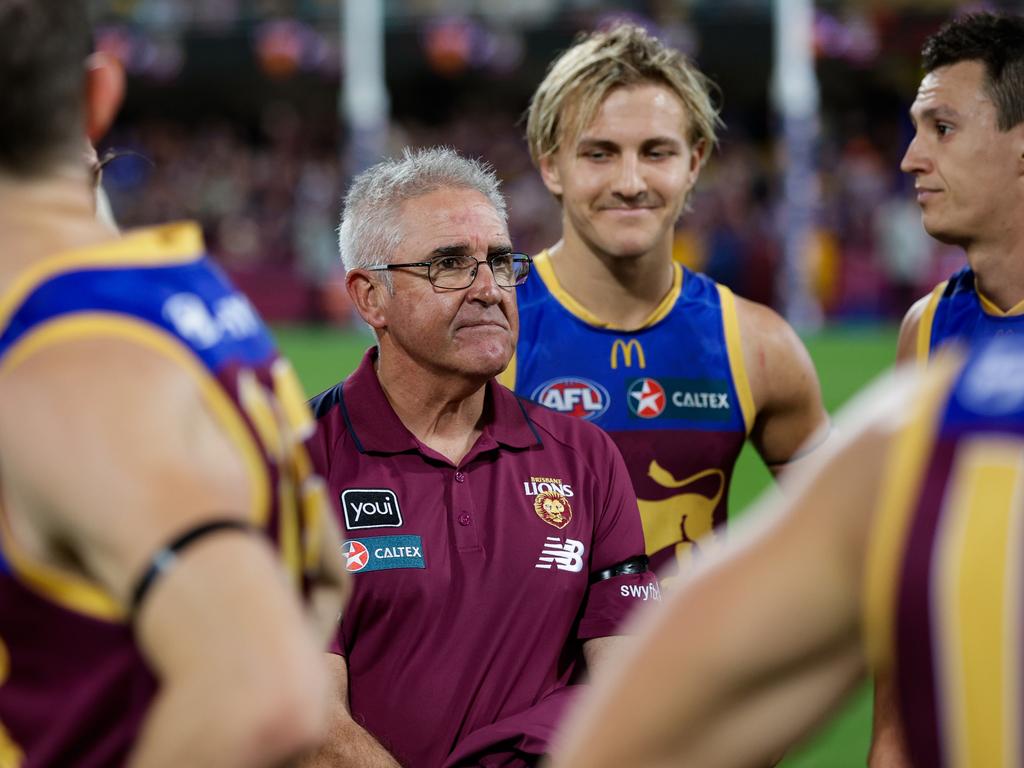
[309,348,659,768]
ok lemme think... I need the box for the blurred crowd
[102,106,965,324]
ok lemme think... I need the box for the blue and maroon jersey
[501,251,754,577]
[915,266,1024,362]
[0,223,331,767]
[865,336,1024,768]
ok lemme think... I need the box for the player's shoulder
[730,292,804,359]
[1,329,227,437]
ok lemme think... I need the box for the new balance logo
[535,537,585,572]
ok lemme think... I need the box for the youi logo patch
[341,489,403,530]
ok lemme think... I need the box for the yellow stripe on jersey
[497,352,516,390]
[532,250,683,330]
[0,223,204,332]
[0,313,270,619]
[916,282,946,364]
[0,512,123,621]
[717,285,755,435]
[935,438,1024,768]
[862,352,961,673]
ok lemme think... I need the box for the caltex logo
[627,378,666,418]
[343,540,370,572]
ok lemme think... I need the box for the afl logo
[343,540,370,572]
[532,377,610,421]
[627,378,666,418]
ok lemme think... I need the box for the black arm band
[590,555,649,584]
[130,519,253,617]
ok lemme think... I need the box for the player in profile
[0,2,346,765]
[898,12,1024,364]
[503,24,828,580]
[549,332,1024,768]
[880,12,1024,764]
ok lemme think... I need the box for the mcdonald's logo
[611,338,646,369]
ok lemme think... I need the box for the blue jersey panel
[515,266,746,435]
[0,257,276,371]
[930,267,1024,355]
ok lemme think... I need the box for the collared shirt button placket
[452,469,479,550]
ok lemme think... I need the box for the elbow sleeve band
[590,555,649,584]
[130,519,253,618]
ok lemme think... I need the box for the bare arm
[581,636,628,680]
[548,373,920,768]
[299,654,402,768]
[0,338,344,766]
[735,298,830,477]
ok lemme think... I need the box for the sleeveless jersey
[502,251,754,577]
[915,266,1024,362]
[0,223,331,767]
[865,336,1024,768]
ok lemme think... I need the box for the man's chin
[921,218,968,248]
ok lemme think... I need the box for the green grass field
[276,322,901,766]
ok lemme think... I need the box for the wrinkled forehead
[396,188,511,255]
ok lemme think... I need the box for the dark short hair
[0,0,93,176]
[922,12,1024,131]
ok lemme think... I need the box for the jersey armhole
[717,284,755,435]
[916,282,946,365]
[0,312,271,621]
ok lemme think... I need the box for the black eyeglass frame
[363,252,533,289]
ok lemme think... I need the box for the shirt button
[455,471,466,483]
[458,513,472,526]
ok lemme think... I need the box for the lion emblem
[534,490,572,529]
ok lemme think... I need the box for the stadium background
[93,0,1001,763]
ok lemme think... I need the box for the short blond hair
[526,24,722,166]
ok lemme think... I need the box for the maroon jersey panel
[310,348,657,768]
[0,578,156,768]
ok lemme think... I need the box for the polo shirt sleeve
[577,431,661,639]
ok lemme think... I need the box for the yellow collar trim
[0,222,204,331]
[977,288,1024,318]
[533,249,682,331]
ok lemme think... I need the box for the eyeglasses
[364,252,532,290]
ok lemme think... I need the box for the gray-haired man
[302,147,658,768]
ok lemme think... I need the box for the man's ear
[84,52,125,143]
[689,138,709,176]
[538,154,564,197]
[347,270,388,331]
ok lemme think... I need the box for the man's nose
[465,258,503,304]
[612,154,647,198]
[900,133,929,175]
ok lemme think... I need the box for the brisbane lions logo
[533,490,572,530]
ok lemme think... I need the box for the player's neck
[967,235,1024,312]
[546,234,675,330]
[0,168,115,281]
[373,349,488,465]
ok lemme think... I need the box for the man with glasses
[304,147,657,768]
